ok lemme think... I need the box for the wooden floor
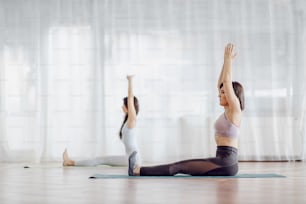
[0,162,305,204]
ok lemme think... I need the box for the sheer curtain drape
[0,0,305,163]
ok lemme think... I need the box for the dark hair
[119,96,139,139]
[220,81,245,111]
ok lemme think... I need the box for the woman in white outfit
[63,75,141,166]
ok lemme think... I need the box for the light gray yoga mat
[89,173,286,179]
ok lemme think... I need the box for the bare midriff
[215,135,238,148]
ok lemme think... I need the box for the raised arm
[220,43,240,112]
[126,75,137,128]
[217,64,225,89]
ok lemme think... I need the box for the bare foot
[63,149,75,166]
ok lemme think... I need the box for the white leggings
[74,130,141,166]
[75,155,128,166]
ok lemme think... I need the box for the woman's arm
[217,64,225,89]
[222,44,240,112]
[126,75,137,128]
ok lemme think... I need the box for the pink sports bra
[214,113,239,138]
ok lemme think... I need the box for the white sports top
[121,123,140,163]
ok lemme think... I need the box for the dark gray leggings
[140,146,238,176]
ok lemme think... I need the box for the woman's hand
[224,43,237,62]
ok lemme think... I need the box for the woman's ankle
[133,166,140,176]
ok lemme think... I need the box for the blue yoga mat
[89,173,286,179]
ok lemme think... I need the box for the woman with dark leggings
[128,43,245,176]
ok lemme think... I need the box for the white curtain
[0,0,305,163]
